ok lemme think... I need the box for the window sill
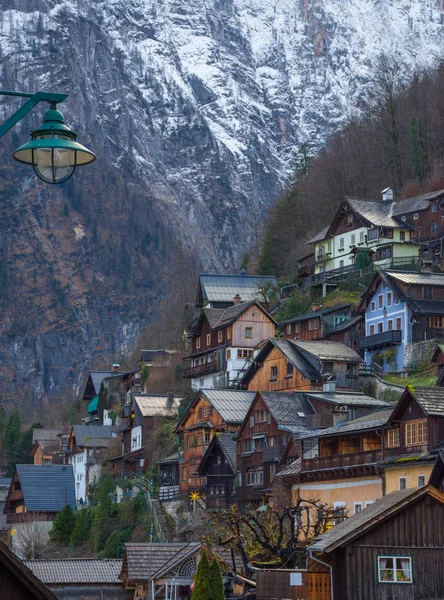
[269,378,278,382]
[338,248,345,251]
[284,374,293,379]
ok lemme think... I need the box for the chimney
[422,264,433,273]
[239,267,246,276]
[381,187,393,202]
[166,392,174,409]
[323,380,336,393]
[312,303,321,312]
[233,294,241,304]
[112,363,120,372]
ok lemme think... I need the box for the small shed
[308,485,444,600]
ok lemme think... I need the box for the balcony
[183,360,219,379]
[359,330,402,351]
[334,373,360,389]
[301,449,382,472]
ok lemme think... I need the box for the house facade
[279,303,353,341]
[197,433,237,509]
[183,300,276,390]
[358,270,444,371]
[195,272,277,309]
[392,188,444,244]
[173,389,255,496]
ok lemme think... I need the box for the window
[369,324,375,335]
[377,556,412,583]
[249,415,255,428]
[270,366,278,381]
[199,407,204,418]
[333,315,347,327]
[204,431,211,445]
[339,237,344,249]
[333,502,346,524]
[196,337,201,349]
[378,294,383,309]
[286,362,294,377]
[376,246,392,260]
[431,223,439,234]
[327,241,332,252]
[417,226,424,238]
[295,322,301,334]
[354,502,362,514]
[360,231,365,242]
[400,231,405,241]
[346,213,353,225]
[418,475,426,487]
[206,333,211,346]
[401,215,406,221]
[286,324,292,335]
[256,410,267,422]
[269,436,279,446]
[387,292,392,306]
[387,319,393,331]
[432,203,438,213]
[227,326,232,340]
[218,330,223,343]
[245,327,253,339]
[226,349,231,360]
[430,316,444,328]
[396,317,402,331]
[181,466,187,482]
[270,463,277,480]
[378,322,383,334]
[386,428,400,448]
[368,228,378,241]
[395,295,400,304]
[246,469,264,486]
[254,436,266,451]
[351,233,356,245]
[243,439,254,453]
[237,349,242,358]
[399,477,407,490]
[371,301,376,312]
[339,260,344,269]
[423,286,433,299]
[405,420,428,446]
[414,212,419,220]
[308,318,320,331]
[206,407,212,417]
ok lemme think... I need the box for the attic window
[297,412,305,418]
[218,330,223,343]
[401,215,406,221]
[432,203,438,213]
[286,362,294,377]
[346,214,353,225]
[414,213,419,220]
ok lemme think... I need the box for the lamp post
[0,89,95,184]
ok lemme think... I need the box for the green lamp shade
[12,107,95,184]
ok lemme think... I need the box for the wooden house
[392,188,444,244]
[308,485,444,600]
[279,303,353,341]
[195,272,277,309]
[0,539,56,600]
[197,433,237,509]
[157,453,180,501]
[324,314,365,354]
[358,270,444,371]
[4,465,76,523]
[121,542,201,600]
[240,338,362,392]
[173,389,255,495]
[183,299,277,390]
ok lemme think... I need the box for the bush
[50,505,76,544]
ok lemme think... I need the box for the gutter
[309,550,334,600]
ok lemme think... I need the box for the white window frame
[413,213,419,220]
[401,215,406,221]
[360,230,365,242]
[387,292,392,306]
[377,555,412,584]
[365,500,374,507]
[353,502,363,514]
[333,501,346,524]
[418,474,426,487]
[399,477,407,490]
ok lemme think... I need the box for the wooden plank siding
[256,570,331,600]
[247,346,314,392]
[231,304,276,347]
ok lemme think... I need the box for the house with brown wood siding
[279,303,353,340]
[172,389,255,496]
[197,433,237,509]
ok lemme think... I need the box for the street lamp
[0,89,95,184]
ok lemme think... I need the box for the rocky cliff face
[0,0,443,411]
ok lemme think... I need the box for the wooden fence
[256,570,331,600]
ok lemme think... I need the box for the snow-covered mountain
[0,0,444,406]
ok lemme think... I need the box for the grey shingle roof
[347,198,408,228]
[157,452,179,465]
[410,387,444,417]
[199,274,277,304]
[24,559,123,584]
[309,487,432,553]
[32,429,63,444]
[325,314,363,334]
[134,395,182,418]
[203,308,225,328]
[217,433,237,471]
[16,465,76,512]
[279,304,352,326]
[276,458,302,478]
[90,371,125,395]
[291,339,362,363]
[73,425,115,447]
[305,392,390,407]
[299,409,393,440]
[123,542,201,581]
[200,389,256,423]
[385,270,444,286]
[261,392,316,430]
[272,339,321,381]
[306,226,330,245]
[392,188,444,215]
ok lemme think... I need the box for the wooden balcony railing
[183,360,219,378]
[301,449,382,472]
[359,330,402,351]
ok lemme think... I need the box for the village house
[157,453,180,501]
[195,271,278,309]
[81,364,132,425]
[358,270,444,371]
[197,433,237,510]
[4,465,76,523]
[324,314,365,353]
[306,189,421,281]
[279,303,353,341]
[68,425,116,504]
[392,187,444,245]
[121,542,201,600]
[308,485,444,600]
[32,428,70,466]
[240,338,362,392]
[173,389,255,496]
[183,299,277,390]
[110,393,182,477]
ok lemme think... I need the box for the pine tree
[209,558,225,600]
[50,504,76,544]
[192,549,212,600]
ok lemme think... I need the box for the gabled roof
[306,226,330,245]
[198,433,237,474]
[156,452,179,465]
[197,274,277,306]
[290,339,362,363]
[174,390,255,432]
[397,387,444,418]
[89,371,125,395]
[393,188,444,215]
[279,304,352,326]
[24,559,123,584]
[298,408,393,440]
[203,307,224,328]
[325,314,363,334]
[385,270,444,286]
[0,540,56,600]
[122,542,201,582]
[32,429,63,444]
[193,301,277,334]
[346,198,409,228]
[72,425,115,447]
[262,392,315,429]
[305,392,390,408]
[309,486,444,553]
[276,457,302,478]
[15,465,76,512]
[134,394,182,418]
